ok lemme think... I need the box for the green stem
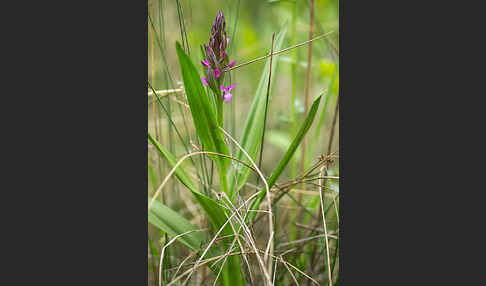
[290,0,298,179]
[217,98,224,127]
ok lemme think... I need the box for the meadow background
[148,0,339,285]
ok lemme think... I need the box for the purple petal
[227,38,230,45]
[214,69,221,78]
[227,82,237,91]
[201,59,210,67]
[228,61,235,68]
[220,84,225,91]
[223,92,232,103]
[201,76,208,86]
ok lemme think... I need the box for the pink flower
[220,83,237,103]
[214,69,221,78]
[201,76,208,86]
[228,61,235,68]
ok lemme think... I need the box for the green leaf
[148,133,228,230]
[248,92,324,221]
[175,42,231,196]
[229,25,288,197]
[148,197,205,250]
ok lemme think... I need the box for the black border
[8,0,474,284]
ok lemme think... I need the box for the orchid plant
[200,11,237,125]
[149,7,337,286]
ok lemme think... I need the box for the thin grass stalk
[151,1,165,200]
[149,3,160,285]
[229,0,240,139]
[327,96,339,156]
[159,229,205,286]
[290,0,298,179]
[224,32,333,73]
[301,0,316,170]
[256,33,276,187]
[315,97,339,283]
[157,0,174,273]
[330,195,339,282]
[319,166,333,286]
[175,0,189,54]
[149,6,177,201]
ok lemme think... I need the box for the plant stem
[290,0,298,179]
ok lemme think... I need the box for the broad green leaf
[229,25,288,197]
[248,92,324,221]
[148,197,205,250]
[175,42,231,196]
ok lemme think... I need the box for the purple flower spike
[201,76,208,86]
[201,59,210,67]
[200,11,235,97]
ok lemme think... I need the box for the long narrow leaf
[175,42,231,196]
[148,197,205,250]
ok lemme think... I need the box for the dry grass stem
[219,126,274,276]
[148,88,184,97]
[319,166,333,286]
[159,229,206,286]
[224,32,334,72]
